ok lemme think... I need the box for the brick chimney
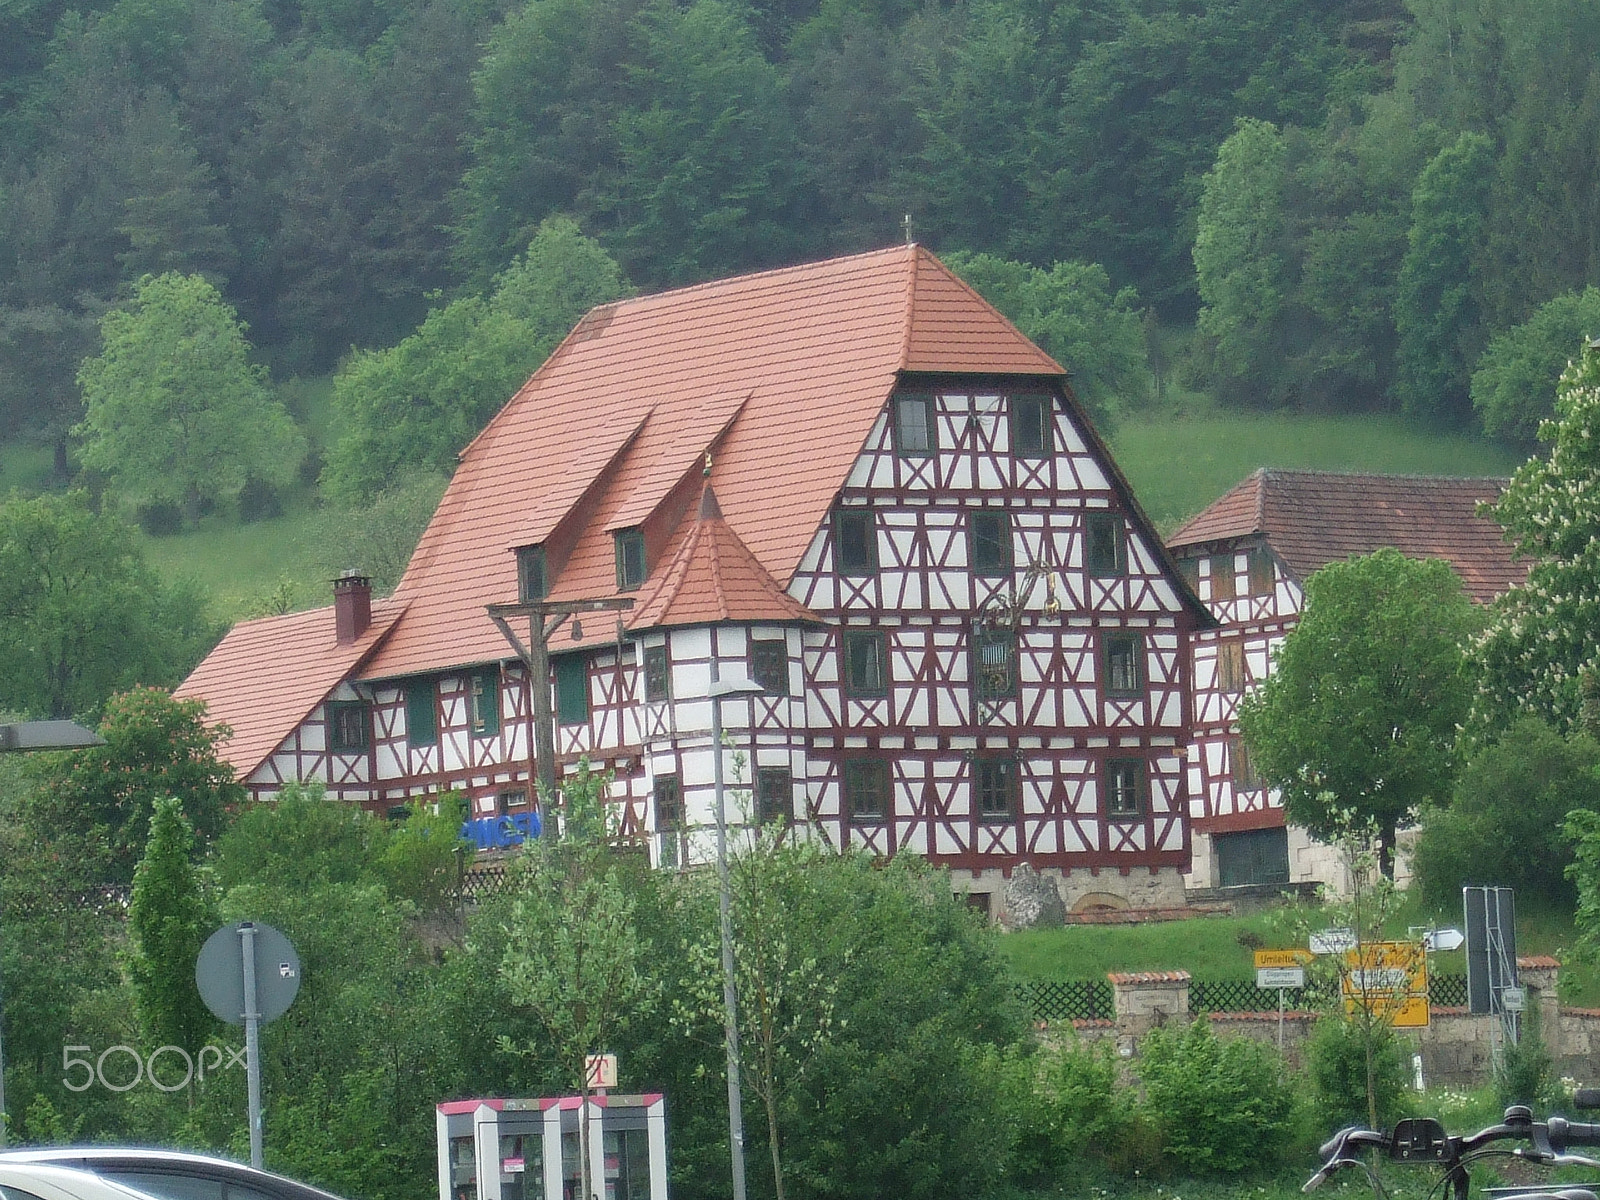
[333,571,372,644]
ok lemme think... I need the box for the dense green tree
[323,218,628,503]
[1393,132,1494,426]
[1471,287,1600,442]
[309,469,449,594]
[943,250,1150,427]
[24,685,244,879]
[1474,343,1600,732]
[454,0,639,289]
[1413,717,1600,909]
[76,272,305,522]
[601,0,803,284]
[129,795,216,1053]
[1193,118,1294,403]
[0,492,217,719]
[115,90,234,284]
[1238,548,1479,876]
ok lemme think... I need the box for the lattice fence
[1432,973,1468,1006]
[1015,978,1114,1022]
[1019,972,1474,1021]
[1191,978,1311,1012]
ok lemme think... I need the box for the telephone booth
[436,1096,668,1200]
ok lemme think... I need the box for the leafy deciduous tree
[1471,286,1600,442]
[1238,547,1478,876]
[1413,716,1600,909]
[75,272,304,522]
[0,491,218,720]
[25,685,244,879]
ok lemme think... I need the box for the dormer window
[615,528,647,590]
[893,393,935,455]
[517,545,547,602]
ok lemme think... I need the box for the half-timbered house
[1166,470,1525,892]
[178,245,1213,915]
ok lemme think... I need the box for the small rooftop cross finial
[902,214,913,245]
[704,449,713,477]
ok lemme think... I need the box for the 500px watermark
[63,1044,244,1092]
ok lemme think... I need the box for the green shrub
[1137,1016,1300,1174]
[1006,1036,1138,1182]
[1304,1015,1411,1129]
[1495,1003,1555,1109]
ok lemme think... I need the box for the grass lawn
[136,502,330,623]
[1109,409,1525,533]
[992,892,1600,1000]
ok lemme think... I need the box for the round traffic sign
[195,921,301,1026]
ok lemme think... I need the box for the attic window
[1085,512,1126,576]
[615,528,647,590]
[327,701,369,753]
[517,545,547,603]
[1248,546,1275,596]
[1011,394,1053,456]
[893,394,935,455]
[835,509,878,575]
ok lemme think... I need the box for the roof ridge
[898,244,917,370]
[1259,468,1511,484]
[610,244,914,316]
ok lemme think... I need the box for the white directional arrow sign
[1422,928,1465,952]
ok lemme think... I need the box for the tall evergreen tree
[129,795,216,1053]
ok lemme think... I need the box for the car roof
[0,1161,170,1200]
[0,1154,341,1200]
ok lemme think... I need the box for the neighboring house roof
[174,599,406,779]
[360,243,1066,680]
[628,484,823,631]
[1167,469,1525,603]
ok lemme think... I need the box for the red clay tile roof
[360,244,1065,679]
[1105,970,1191,984]
[174,599,405,778]
[628,484,823,631]
[1166,469,1526,603]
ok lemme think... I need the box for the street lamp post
[708,671,762,1200]
[0,719,105,1147]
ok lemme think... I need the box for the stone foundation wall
[1065,956,1600,1089]
[955,864,1188,928]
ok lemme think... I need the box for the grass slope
[141,406,1529,623]
[1109,410,1524,533]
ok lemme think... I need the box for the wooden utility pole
[487,598,634,808]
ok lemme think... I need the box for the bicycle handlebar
[1308,1106,1600,1195]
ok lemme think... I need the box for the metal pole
[0,890,8,1149]
[240,923,264,1169]
[710,660,748,1200]
[1277,987,1285,1052]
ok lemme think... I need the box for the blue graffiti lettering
[459,810,542,850]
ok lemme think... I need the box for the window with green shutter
[406,678,438,746]
[556,656,589,725]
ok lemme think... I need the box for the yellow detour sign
[1342,941,1429,1028]
[1254,949,1312,969]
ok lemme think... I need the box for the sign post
[196,921,301,1168]
[1254,950,1309,1050]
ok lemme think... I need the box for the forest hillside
[1,0,1593,530]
